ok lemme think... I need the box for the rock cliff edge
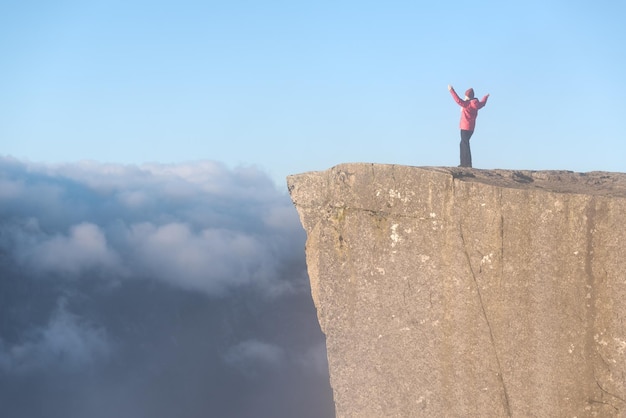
[287,163,626,418]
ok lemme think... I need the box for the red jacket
[449,87,488,131]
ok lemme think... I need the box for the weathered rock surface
[287,163,626,418]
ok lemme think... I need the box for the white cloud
[116,189,151,209]
[22,222,121,277]
[125,221,271,293]
[0,301,111,374]
[0,157,305,296]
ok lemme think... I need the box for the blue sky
[2,0,626,186]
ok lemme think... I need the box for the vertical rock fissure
[499,188,505,297]
[455,180,512,416]
[459,227,512,417]
[584,197,602,410]
[583,197,605,411]
[585,198,626,411]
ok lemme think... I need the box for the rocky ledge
[288,163,626,418]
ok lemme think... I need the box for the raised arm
[478,94,490,109]
[448,85,466,107]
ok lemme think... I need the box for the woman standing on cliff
[448,85,489,168]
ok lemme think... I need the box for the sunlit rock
[288,163,626,418]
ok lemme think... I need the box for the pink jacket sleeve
[477,95,489,109]
[449,88,467,107]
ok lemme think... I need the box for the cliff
[287,163,626,418]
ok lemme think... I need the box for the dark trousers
[459,130,474,167]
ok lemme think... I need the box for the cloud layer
[0,157,334,418]
[2,158,304,294]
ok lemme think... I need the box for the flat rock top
[433,166,626,197]
[289,163,626,198]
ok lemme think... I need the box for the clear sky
[2,0,625,186]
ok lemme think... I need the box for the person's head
[464,88,475,100]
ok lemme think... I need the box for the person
[448,85,489,168]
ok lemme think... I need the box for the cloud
[224,339,286,373]
[0,157,333,418]
[17,222,121,277]
[126,221,275,294]
[0,300,111,374]
[295,342,331,376]
[0,157,305,296]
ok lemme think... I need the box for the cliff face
[287,163,626,418]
